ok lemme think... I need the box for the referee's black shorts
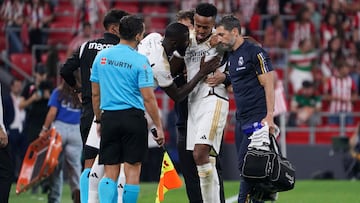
[80,102,94,145]
[99,108,148,165]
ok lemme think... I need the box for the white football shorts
[85,117,100,149]
[186,95,229,155]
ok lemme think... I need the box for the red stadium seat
[47,29,74,46]
[150,20,168,32]
[113,2,139,14]
[54,4,75,14]
[142,4,169,33]
[286,131,309,144]
[57,0,73,8]
[51,18,75,29]
[10,53,33,80]
[142,5,168,15]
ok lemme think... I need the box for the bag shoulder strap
[269,134,282,156]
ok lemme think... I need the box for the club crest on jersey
[238,56,244,66]
[100,57,106,65]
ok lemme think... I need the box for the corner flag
[155,151,182,202]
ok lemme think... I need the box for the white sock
[197,162,213,203]
[88,157,104,203]
[117,163,126,203]
[210,157,220,202]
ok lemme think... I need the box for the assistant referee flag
[155,151,182,202]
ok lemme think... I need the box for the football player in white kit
[184,3,229,203]
[137,22,220,101]
[139,21,229,203]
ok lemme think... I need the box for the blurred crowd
[1,1,359,133]
[2,1,360,129]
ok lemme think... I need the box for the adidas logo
[90,172,98,179]
[118,183,124,189]
[200,135,207,140]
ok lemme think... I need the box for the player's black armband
[223,71,231,87]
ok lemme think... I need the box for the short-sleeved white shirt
[137,33,173,88]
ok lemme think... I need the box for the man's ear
[110,24,118,34]
[135,33,141,42]
[231,27,238,35]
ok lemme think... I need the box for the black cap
[35,64,46,74]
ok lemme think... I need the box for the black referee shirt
[60,32,120,104]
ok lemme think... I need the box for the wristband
[94,120,101,124]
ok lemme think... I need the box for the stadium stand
[113,2,140,14]
[142,4,169,33]
[10,53,33,80]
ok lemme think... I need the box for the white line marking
[225,195,238,203]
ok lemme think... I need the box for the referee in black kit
[60,9,129,203]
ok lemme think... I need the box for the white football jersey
[137,33,173,88]
[184,30,227,102]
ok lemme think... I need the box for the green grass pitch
[9,180,360,203]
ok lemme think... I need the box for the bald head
[164,22,189,39]
[163,22,190,56]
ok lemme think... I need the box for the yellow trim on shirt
[209,99,222,141]
[257,53,266,74]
